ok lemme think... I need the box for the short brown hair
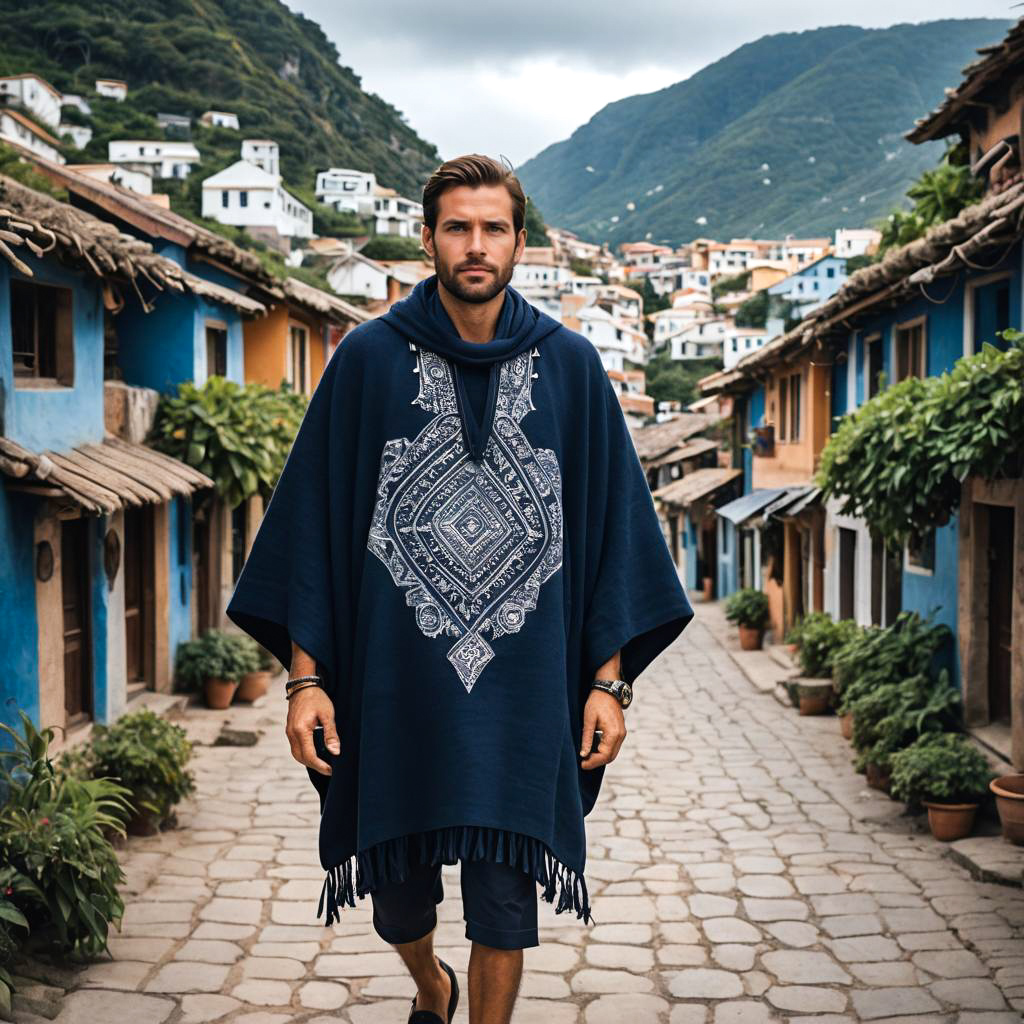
[422,154,526,236]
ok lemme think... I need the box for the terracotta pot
[204,676,238,710]
[738,625,763,651]
[787,643,800,656]
[237,669,272,702]
[798,690,831,716]
[990,774,1024,845]
[839,712,854,740]
[702,576,714,601]
[126,806,163,837]
[865,762,891,793]
[922,801,978,842]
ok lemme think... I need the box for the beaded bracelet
[285,674,322,696]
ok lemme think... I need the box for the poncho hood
[380,275,562,461]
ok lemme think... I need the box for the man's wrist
[591,677,632,708]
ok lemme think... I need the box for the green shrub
[889,732,993,807]
[796,615,860,678]
[832,612,951,714]
[81,711,195,827]
[0,712,131,962]
[784,611,831,647]
[850,669,961,773]
[174,629,259,691]
[724,588,770,630]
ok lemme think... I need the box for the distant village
[4,16,1021,787]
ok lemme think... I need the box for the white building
[241,139,279,177]
[647,264,712,297]
[201,159,312,239]
[0,110,64,163]
[316,167,376,215]
[511,249,571,289]
[576,304,647,372]
[649,301,714,347]
[68,162,153,196]
[108,140,201,179]
[834,227,881,259]
[669,319,729,361]
[59,124,93,149]
[61,94,92,116]
[0,74,62,128]
[373,187,423,237]
[723,326,770,369]
[201,110,240,130]
[95,79,128,101]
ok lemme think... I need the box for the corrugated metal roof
[716,488,788,525]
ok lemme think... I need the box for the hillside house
[0,110,65,164]
[59,125,92,150]
[109,140,200,179]
[241,139,279,177]
[95,79,127,101]
[768,254,847,318]
[834,228,880,258]
[373,186,423,237]
[511,248,571,288]
[0,74,62,128]
[668,319,729,361]
[201,110,240,130]
[316,167,376,215]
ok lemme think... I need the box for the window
[205,324,227,378]
[777,372,801,441]
[239,190,248,208]
[288,324,308,393]
[838,528,857,620]
[866,333,883,399]
[221,190,229,208]
[11,279,73,384]
[894,318,926,382]
[907,529,935,573]
[827,266,835,278]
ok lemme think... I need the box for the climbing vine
[818,331,1024,544]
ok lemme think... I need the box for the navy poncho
[226,276,693,926]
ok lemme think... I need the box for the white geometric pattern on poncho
[367,344,563,692]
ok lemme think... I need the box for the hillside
[0,0,440,220]
[517,19,1010,245]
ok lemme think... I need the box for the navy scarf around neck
[226,275,694,928]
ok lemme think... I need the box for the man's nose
[467,226,487,253]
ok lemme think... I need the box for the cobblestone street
[21,604,1024,1024]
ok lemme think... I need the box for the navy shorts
[370,858,539,950]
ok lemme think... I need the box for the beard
[434,250,515,304]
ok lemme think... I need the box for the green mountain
[517,19,1011,245]
[0,0,440,221]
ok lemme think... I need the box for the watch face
[621,683,633,707]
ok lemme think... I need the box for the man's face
[422,184,526,304]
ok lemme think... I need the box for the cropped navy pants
[370,858,539,950]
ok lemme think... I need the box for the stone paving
[14,603,1024,1024]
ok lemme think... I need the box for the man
[227,155,692,1024]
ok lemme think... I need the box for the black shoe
[407,956,459,1024]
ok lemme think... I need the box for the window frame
[10,277,74,387]
[905,527,936,576]
[893,315,927,383]
[204,320,229,380]
[287,321,310,395]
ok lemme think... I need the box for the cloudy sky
[291,1,1015,166]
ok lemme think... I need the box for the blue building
[0,175,264,742]
[768,254,848,319]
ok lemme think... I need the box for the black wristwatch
[591,677,633,708]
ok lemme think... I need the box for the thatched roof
[281,276,371,326]
[0,175,266,315]
[652,468,742,508]
[0,434,214,516]
[629,413,718,461]
[907,19,1024,144]
[28,154,282,294]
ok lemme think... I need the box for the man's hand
[285,686,339,776]
[579,689,626,771]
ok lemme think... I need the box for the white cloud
[290,0,1013,164]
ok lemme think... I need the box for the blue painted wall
[0,258,106,451]
[0,491,40,736]
[168,496,194,673]
[90,515,111,724]
[901,520,959,680]
[744,386,765,494]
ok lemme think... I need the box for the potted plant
[174,630,248,709]
[990,774,1024,845]
[702,575,714,601]
[79,710,195,835]
[724,588,770,650]
[236,636,273,702]
[890,733,994,841]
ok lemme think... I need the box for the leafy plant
[793,614,859,678]
[0,867,30,1017]
[724,588,771,631]
[785,611,830,647]
[819,333,1024,545]
[78,711,195,827]
[150,376,308,508]
[0,712,131,961]
[889,732,994,807]
[850,669,960,773]
[832,611,951,715]
[174,629,260,691]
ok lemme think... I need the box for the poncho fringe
[316,825,594,927]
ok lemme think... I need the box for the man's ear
[421,224,434,259]
[514,227,527,263]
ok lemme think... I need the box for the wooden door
[61,518,92,724]
[838,527,856,621]
[123,506,155,685]
[988,505,1014,724]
